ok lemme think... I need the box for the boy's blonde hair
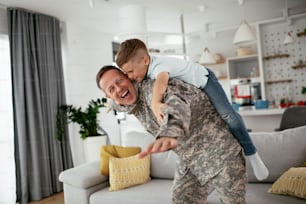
[115,38,149,67]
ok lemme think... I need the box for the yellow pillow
[268,167,306,200]
[109,154,151,191]
[100,145,141,176]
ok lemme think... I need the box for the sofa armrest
[59,160,109,204]
[59,160,108,189]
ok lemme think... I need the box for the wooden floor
[28,192,64,204]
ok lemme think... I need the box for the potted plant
[56,97,107,141]
[302,86,306,95]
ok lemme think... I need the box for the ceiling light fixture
[283,31,294,44]
[233,0,256,44]
[199,48,216,65]
[233,20,256,44]
[283,0,294,45]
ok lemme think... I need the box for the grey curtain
[7,8,73,203]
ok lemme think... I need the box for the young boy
[115,38,269,180]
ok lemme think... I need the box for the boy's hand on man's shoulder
[152,102,167,125]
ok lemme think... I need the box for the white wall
[61,22,114,166]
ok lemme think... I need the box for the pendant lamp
[283,31,294,45]
[233,20,256,44]
[199,48,216,65]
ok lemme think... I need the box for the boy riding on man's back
[115,38,269,181]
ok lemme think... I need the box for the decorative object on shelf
[283,31,294,45]
[279,98,294,108]
[236,46,253,56]
[297,87,306,106]
[56,97,107,141]
[263,53,290,60]
[214,53,225,64]
[250,66,259,77]
[302,86,306,95]
[199,47,216,64]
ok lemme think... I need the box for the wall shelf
[217,76,228,80]
[297,31,306,37]
[291,64,306,69]
[265,79,292,84]
[263,54,289,60]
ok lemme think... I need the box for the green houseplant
[56,97,107,141]
[302,86,306,95]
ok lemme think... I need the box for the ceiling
[0,0,306,36]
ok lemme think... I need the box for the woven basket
[237,47,253,56]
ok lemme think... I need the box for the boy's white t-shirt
[146,55,209,89]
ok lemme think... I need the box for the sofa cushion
[268,167,306,200]
[100,145,141,176]
[121,130,178,179]
[90,179,173,204]
[247,125,306,182]
[208,183,306,204]
[109,155,151,191]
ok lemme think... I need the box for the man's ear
[143,54,150,66]
[105,93,111,98]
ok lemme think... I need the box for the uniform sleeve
[155,93,191,139]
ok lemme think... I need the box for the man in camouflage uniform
[96,65,246,204]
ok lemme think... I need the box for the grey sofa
[59,120,306,204]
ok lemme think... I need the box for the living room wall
[61,22,113,165]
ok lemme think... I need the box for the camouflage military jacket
[111,78,242,184]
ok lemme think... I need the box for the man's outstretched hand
[138,137,177,158]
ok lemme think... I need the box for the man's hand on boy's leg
[138,137,177,158]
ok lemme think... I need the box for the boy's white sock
[247,152,269,181]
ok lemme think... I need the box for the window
[0,34,16,204]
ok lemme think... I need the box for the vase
[83,135,107,163]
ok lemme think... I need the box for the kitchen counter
[238,108,285,132]
[239,108,284,116]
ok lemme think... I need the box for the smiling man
[96,65,247,204]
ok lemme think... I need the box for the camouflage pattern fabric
[112,78,246,203]
[172,151,246,204]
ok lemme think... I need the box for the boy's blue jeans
[203,68,256,156]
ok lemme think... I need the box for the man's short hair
[96,65,125,89]
[115,38,148,67]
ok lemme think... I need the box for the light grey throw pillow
[247,125,306,182]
